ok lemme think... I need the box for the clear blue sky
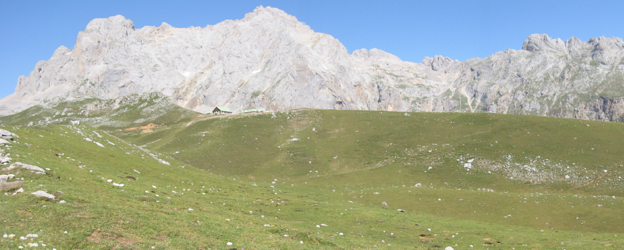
[2,0,624,98]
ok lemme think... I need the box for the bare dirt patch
[124,123,158,133]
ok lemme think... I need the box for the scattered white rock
[226,242,233,246]
[0,155,12,165]
[3,162,45,174]
[59,200,67,204]
[107,179,113,183]
[445,247,454,250]
[0,129,16,139]
[13,187,23,195]
[112,183,124,187]
[26,234,38,238]
[31,191,55,200]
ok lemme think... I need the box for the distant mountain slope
[0,92,198,129]
[2,6,624,121]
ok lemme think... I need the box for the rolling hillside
[1,107,624,248]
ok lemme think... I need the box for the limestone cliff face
[2,7,624,122]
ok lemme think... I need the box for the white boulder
[2,162,45,173]
[31,191,55,200]
[0,129,16,140]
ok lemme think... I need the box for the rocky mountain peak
[522,34,567,54]
[587,36,624,51]
[352,48,402,63]
[421,55,455,71]
[77,15,136,50]
[85,15,135,32]
[3,8,624,123]
[242,6,298,24]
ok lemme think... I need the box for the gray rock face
[2,7,624,122]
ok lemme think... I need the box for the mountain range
[2,6,624,121]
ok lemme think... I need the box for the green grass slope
[118,110,624,236]
[1,110,624,248]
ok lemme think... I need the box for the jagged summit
[522,34,567,53]
[243,6,297,22]
[2,7,624,122]
[352,48,402,62]
[84,15,135,32]
[522,34,624,63]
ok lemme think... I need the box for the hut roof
[213,106,232,113]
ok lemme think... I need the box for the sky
[1,0,624,98]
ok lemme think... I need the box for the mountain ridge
[2,6,624,122]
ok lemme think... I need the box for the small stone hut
[212,106,233,115]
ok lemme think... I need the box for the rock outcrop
[2,162,46,174]
[31,190,55,200]
[0,129,17,140]
[2,7,624,122]
[0,181,23,191]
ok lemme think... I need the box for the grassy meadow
[1,108,624,248]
